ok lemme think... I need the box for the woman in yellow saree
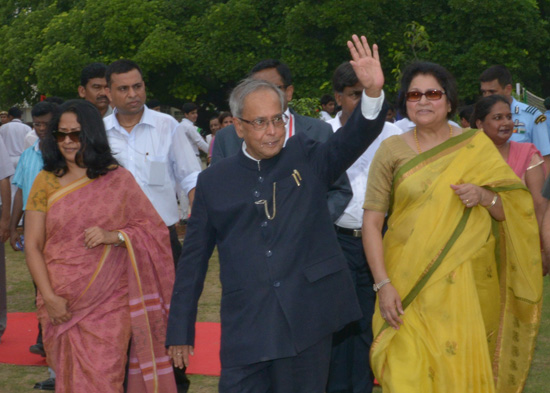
[363,62,542,393]
[25,100,177,393]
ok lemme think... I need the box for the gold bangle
[485,193,498,209]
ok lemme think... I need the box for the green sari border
[400,207,472,309]
[377,182,526,336]
[484,184,527,193]
[388,129,478,214]
[492,219,501,278]
[394,129,478,185]
[376,207,472,335]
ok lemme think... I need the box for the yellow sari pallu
[371,130,542,393]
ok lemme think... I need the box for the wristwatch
[115,231,125,247]
[373,278,391,292]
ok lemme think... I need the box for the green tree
[0,3,58,105]
[0,0,549,112]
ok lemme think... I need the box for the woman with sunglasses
[362,62,541,392]
[24,100,177,392]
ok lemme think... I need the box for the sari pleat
[370,130,542,393]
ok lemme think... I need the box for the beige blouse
[363,135,416,213]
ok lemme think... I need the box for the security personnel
[480,65,550,169]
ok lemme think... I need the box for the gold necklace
[414,124,453,153]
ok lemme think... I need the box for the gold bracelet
[485,193,498,209]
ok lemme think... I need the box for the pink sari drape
[208,136,215,159]
[37,168,176,393]
[507,141,544,180]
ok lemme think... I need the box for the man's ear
[285,84,294,104]
[105,87,112,103]
[78,86,86,99]
[234,118,245,139]
[476,119,483,130]
[504,84,513,96]
[334,92,343,106]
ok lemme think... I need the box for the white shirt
[0,137,14,206]
[282,108,295,147]
[177,118,209,155]
[103,106,113,118]
[0,119,32,168]
[394,117,460,132]
[104,105,201,226]
[320,110,333,121]
[24,129,38,149]
[328,109,402,229]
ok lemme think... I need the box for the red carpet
[0,312,46,366]
[0,313,221,376]
[186,322,221,376]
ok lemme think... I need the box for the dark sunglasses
[53,130,81,143]
[405,89,446,102]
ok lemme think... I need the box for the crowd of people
[0,34,547,393]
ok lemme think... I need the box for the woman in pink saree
[471,95,547,233]
[25,100,177,393]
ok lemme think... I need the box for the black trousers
[326,232,375,393]
[219,335,332,393]
[168,224,190,393]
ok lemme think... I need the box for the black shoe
[29,343,46,357]
[33,377,55,390]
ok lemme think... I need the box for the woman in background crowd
[218,111,233,128]
[472,94,547,232]
[207,115,220,165]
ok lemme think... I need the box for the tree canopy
[0,0,549,112]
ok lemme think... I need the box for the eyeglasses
[238,114,288,131]
[405,89,446,102]
[53,130,81,143]
[33,122,49,129]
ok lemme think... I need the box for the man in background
[0,111,9,125]
[326,61,401,393]
[79,62,112,118]
[10,101,59,391]
[178,102,209,163]
[320,94,336,121]
[104,59,200,392]
[0,137,13,344]
[0,107,32,203]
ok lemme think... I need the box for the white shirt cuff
[180,171,200,195]
[360,90,385,120]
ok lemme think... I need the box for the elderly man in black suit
[211,58,352,223]
[166,35,386,392]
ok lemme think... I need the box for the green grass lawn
[1,241,549,392]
